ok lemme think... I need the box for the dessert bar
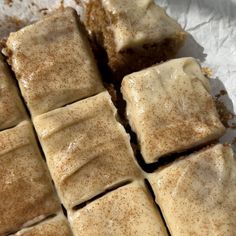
[10,213,72,236]
[69,182,168,235]
[83,0,186,78]
[148,144,236,235]
[122,57,225,163]
[33,91,141,209]
[4,7,104,116]
[0,54,27,130]
[0,121,60,235]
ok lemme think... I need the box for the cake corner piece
[83,0,186,79]
[147,144,236,235]
[3,6,104,117]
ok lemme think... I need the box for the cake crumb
[0,39,6,50]
[232,137,236,145]
[60,0,65,8]
[39,8,49,15]
[215,99,235,128]
[232,138,236,153]
[202,67,213,77]
[215,90,228,99]
[5,16,26,27]
[4,0,13,7]
[220,90,228,96]
[105,83,117,104]
[223,143,231,147]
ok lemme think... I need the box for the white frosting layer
[5,7,104,116]
[148,144,236,235]
[101,0,184,51]
[12,213,72,236]
[33,91,141,209]
[69,182,168,235]
[0,54,27,130]
[122,57,225,163]
[0,121,60,235]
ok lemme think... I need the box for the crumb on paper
[39,8,49,15]
[5,16,26,27]
[232,137,236,145]
[4,0,13,7]
[202,67,213,77]
[223,143,231,147]
[215,98,235,128]
[214,89,236,130]
[39,8,48,12]
[232,138,236,152]
[60,0,65,7]
[220,90,227,96]
[0,39,6,50]
[215,90,228,99]
[1,16,28,38]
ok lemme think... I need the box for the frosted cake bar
[0,54,27,130]
[122,57,225,163]
[33,91,141,209]
[4,7,104,116]
[10,213,72,236]
[0,121,60,235]
[148,144,236,235]
[68,182,168,236]
[83,0,186,77]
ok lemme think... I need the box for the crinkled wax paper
[0,0,235,147]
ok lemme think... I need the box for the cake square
[33,91,141,209]
[0,54,27,130]
[148,144,236,235]
[68,182,168,236]
[121,57,225,163]
[84,0,186,78]
[10,213,72,236]
[4,7,104,116]
[0,121,60,235]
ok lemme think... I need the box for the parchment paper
[0,0,235,147]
